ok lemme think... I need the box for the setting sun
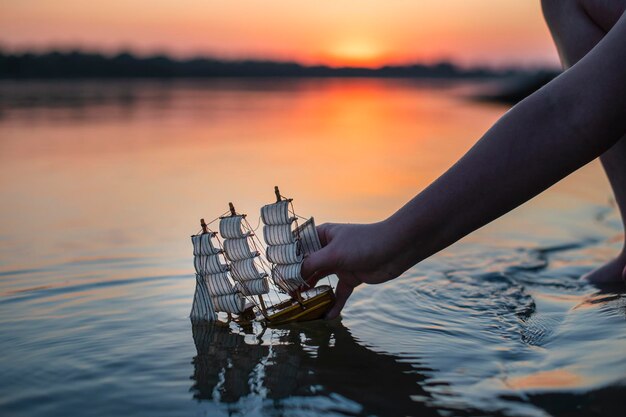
[326,39,386,67]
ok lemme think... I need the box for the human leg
[542,0,626,282]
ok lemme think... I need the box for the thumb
[301,245,336,281]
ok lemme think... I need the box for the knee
[579,0,626,32]
[544,0,626,32]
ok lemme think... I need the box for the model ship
[190,187,335,326]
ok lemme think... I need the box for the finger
[316,223,332,247]
[301,270,321,291]
[301,267,333,290]
[325,280,354,320]
[301,245,336,280]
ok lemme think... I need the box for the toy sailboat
[190,187,335,326]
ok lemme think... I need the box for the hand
[301,221,407,319]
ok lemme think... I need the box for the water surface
[0,79,624,417]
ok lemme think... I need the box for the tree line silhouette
[0,50,527,79]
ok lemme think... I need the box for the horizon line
[0,47,560,72]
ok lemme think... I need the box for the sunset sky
[0,0,558,68]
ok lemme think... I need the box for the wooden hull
[264,286,335,326]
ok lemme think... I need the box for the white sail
[212,293,245,314]
[260,194,309,293]
[192,233,221,256]
[230,258,264,281]
[266,242,302,265]
[260,200,293,225]
[219,216,250,239]
[191,231,246,318]
[222,238,255,261]
[204,272,235,296]
[263,224,295,245]
[190,274,217,322]
[220,214,271,297]
[292,217,322,256]
[235,278,269,296]
[194,254,228,275]
[272,262,305,293]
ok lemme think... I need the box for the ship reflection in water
[190,321,436,416]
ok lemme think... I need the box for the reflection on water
[190,321,436,416]
[0,79,625,417]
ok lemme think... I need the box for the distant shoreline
[0,50,552,80]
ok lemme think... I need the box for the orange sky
[0,0,558,68]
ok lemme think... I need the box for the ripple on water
[344,240,626,416]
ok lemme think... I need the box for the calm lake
[0,79,624,417]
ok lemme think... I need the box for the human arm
[302,11,626,319]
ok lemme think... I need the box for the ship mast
[190,218,246,322]
[274,185,281,203]
[260,187,308,303]
[190,218,217,322]
[260,186,330,303]
[220,203,270,317]
[230,202,268,316]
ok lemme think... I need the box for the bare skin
[542,0,626,283]
[301,1,626,319]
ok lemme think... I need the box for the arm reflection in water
[190,322,440,417]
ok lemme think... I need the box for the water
[0,79,624,417]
